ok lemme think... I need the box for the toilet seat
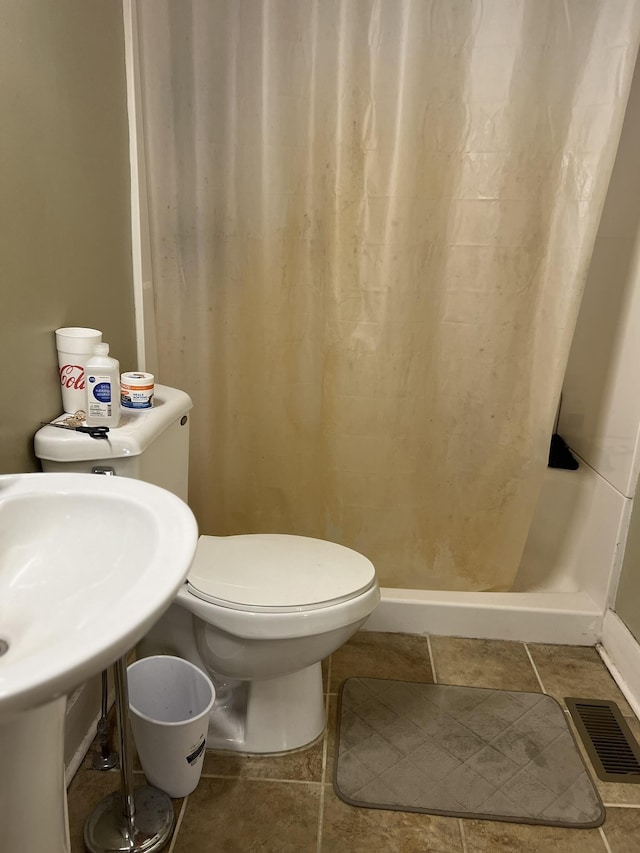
[186,533,376,613]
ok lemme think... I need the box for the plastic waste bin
[127,655,215,798]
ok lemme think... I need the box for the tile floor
[67,633,640,852]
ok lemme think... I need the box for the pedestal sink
[0,473,198,853]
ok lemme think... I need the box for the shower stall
[127,3,640,702]
[367,464,628,643]
[369,54,640,650]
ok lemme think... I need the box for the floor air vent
[566,697,640,783]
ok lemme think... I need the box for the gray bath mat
[334,678,604,827]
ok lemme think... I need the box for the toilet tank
[34,384,192,502]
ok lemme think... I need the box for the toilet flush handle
[92,466,116,476]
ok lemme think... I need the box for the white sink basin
[0,472,198,852]
[0,472,198,717]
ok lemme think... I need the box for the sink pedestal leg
[84,654,174,853]
[0,696,69,853]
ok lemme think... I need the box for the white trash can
[127,655,215,798]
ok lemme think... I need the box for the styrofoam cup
[127,656,215,798]
[55,327,102,413]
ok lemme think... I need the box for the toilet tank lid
[34,385,193,462]
[187,534,377,611]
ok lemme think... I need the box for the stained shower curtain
[136,0,640,590]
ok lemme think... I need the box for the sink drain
[0,639,9,656]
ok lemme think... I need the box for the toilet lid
[186,534,376,612]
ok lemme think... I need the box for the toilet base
[205,663,326,754]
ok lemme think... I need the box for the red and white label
[59,364,85,390]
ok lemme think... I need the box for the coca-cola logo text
[59,364,85,390]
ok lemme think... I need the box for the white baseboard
[363,588,603,645]
[599,609,640,719]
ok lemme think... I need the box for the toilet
[34,385,379,753]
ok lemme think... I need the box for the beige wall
[0,0,136,474]
[611,66,640,642]
[616,497,640,644]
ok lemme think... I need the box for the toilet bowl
[139,532,379,752]
[34,385,380,754]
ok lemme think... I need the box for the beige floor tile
[325,694,339,781]
[527,644,634,716]
[201,734,324,782]
[462,816,608,852]
[320,785,464,852]
[67,767,122,853]
[430,636,541,692]
[330,631,433,692]
[173,778,321,852]
[66,636,640,853]
[67,769,181,853]
[601,806,640,852]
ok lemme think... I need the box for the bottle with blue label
[85,343,120,427]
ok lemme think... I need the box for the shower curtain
[136,0,640,591]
